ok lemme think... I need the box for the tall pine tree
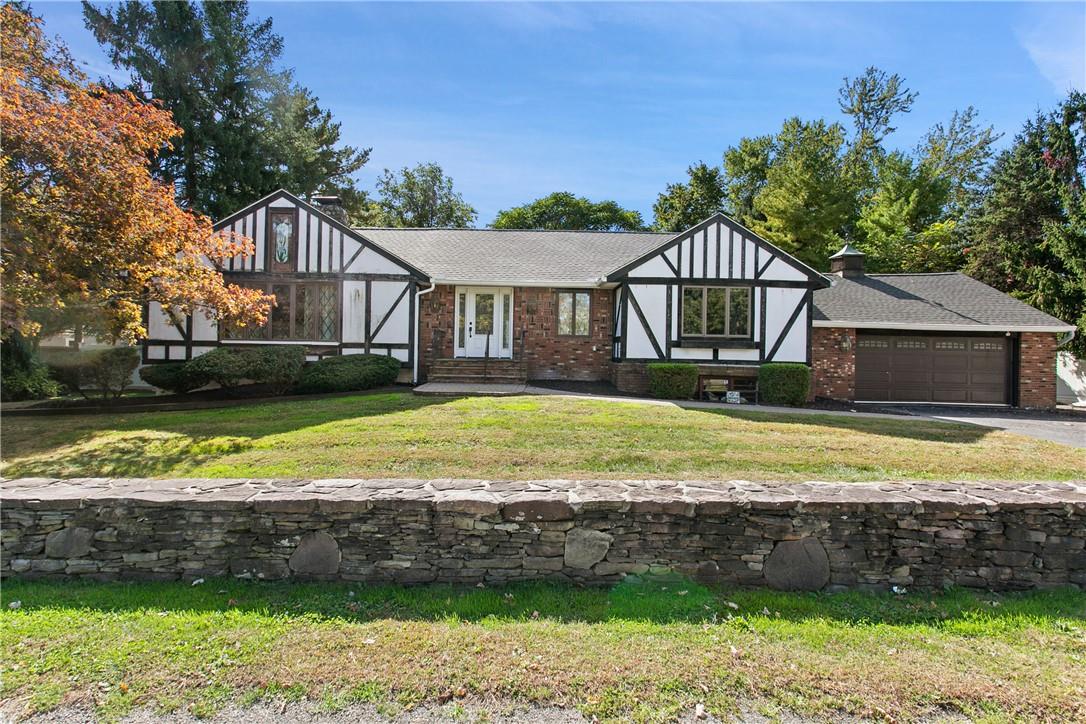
[83,1,370,219]
[966,93,1086,355]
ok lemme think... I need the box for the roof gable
[213,189,428,279]
[606,213,829,286]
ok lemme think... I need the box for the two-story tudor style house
[142,190,1075,408]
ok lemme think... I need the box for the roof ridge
[864,272,967,278]
[354,226,672,235]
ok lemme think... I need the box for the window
[681,286,751,338]
[502,293,511,349]
[457,292,466,350]
[223,281,337,342]
[266,208,298,272]
[557,291,590,336]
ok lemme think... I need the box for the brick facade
[1018,332,1058,409]
[810,327,855,402]
[517,287,614,381]
[611,361,650,395]
[418,285,614,382]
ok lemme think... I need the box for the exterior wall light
[839,333,852,352]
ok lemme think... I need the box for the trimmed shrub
[184,345,305,394]
[758,362,810,406]
[45,347,140,400]
[184,347,251,391]
[246,345,306,395]
[138,362,212,395]
[1,335,60,401]
[296,353,401,394]
[646,362,698,400]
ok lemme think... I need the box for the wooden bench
[696,373,758,404]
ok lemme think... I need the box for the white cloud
[1018,5,1086,94]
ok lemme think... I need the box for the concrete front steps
[426,358,527,384]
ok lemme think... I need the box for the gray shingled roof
[813,272,1074,330]
[354,227,672,284]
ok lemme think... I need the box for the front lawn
[1,393,1082,481]
[1,579,1083,722]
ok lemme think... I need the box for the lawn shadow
[692,405,1000,445]
[4,577,1083,629]
[1,392,451,478]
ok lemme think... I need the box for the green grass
[2,392,1083,481]
[1,578,1084,722]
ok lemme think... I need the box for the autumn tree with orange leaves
[0,5,271,343]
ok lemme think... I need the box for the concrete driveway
[880,406,1086,448]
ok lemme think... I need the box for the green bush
[45,346,140,400]
[185,345,305,394]
[138,362,212,395]
[646,362,699,400]
[244,345,306,395]
[1,335,60,401]
[185,347,251,391]
[295,353,401,394]
[758,362,810,406]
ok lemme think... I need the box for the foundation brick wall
[611,362,760,396]
[417,285,613,382]
[1018,332,1059,409]
[810,327,855,402]
[4,478,1084,592]
[611,361,651,395]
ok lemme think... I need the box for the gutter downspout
[413,280,436,385]
[1057,329,1077,348]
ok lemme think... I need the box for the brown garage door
[855,334,1010,404]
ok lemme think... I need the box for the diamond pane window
[318,285,336,341]
[221,282,336,342]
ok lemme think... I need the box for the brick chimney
[829,244,865,278]
[312,195,348,223]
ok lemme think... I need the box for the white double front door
[454,286,513,358]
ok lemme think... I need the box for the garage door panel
[932,370,968,384]
[856,334,1008,405]
[894,369,934,384]
[932,388,969,403]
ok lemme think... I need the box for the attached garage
[811,246,1075,409]
[855,334,1010,405]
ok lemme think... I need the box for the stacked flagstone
[2,478,1084,591]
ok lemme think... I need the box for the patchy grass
[2,393,1082,481]
[1,579,1084,722]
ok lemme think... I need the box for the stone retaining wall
[3,478,1084,591]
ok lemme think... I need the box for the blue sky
[35,1,1086,225]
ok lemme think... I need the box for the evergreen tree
[83,1,370,219]
[721,135,774,228]
[749,118,854,267]
[966,93,1086,355]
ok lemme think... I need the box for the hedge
[758,362,810,406]
[138,362,212,395]
[295,353,401,394]
[184,345,305,394]
[44,347,140,400]
[646,362,699,400]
